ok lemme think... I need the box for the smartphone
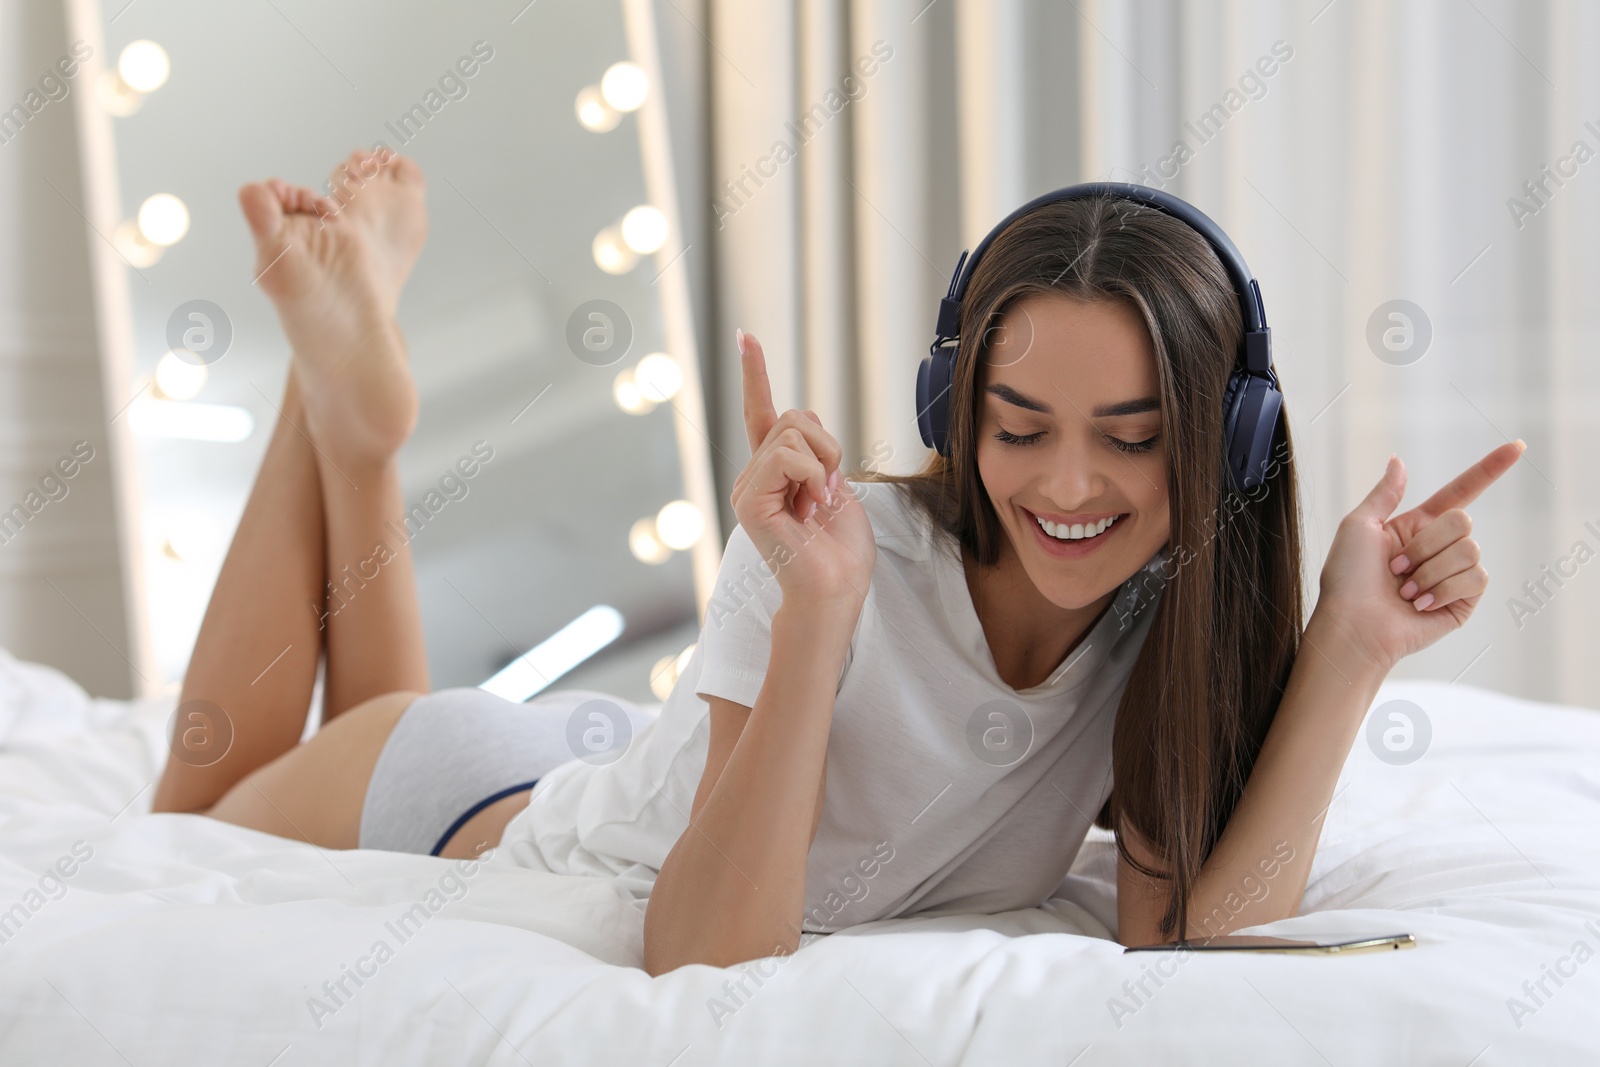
[1123,933,1416,955]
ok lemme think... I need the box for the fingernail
[1413,593,1434,611]
[828,469,841,493]
[1400,580,1417,599]
[1390,554,1409,574]
[735,327,746,355]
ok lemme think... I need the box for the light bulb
[98,70,144,116]
[592,225,637,274]
[613,370,656,415]
[620,205,667,254]
[649,643,698,701]
[575,85,621,132]
[600,62,648,112]
[154,350,207,399]
[649,653,678,700]
[629,517,671,564]
[655,500,703,551]
[118,40,170,93]
[633,352,682,402]
[113,219,162,267]
[138,194,189,246]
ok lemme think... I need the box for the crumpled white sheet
[1,645,1596,1066]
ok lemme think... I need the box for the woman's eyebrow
[1090,396,1161,417]
[985,383,1160,418]
[986,384,1051,413]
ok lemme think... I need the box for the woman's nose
[1037,432,1107,509]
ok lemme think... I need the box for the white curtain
[670,0,1600,704]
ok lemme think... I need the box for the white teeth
[1036,514,1121,541]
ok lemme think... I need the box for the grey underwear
[358,686,655,856]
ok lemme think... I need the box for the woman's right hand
[730,330,876,610]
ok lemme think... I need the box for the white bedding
[1,645,1596,1065]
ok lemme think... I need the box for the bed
[1,644,1595,1065]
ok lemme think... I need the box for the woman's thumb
[1355,453,1406,522]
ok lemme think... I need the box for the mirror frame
[623,0,720,618]
[68,0,723,698]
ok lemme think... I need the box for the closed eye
[993,427,1159,454]
[993,427,1045,447]
[1109,434,1159,455]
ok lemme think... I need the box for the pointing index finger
[1408,439,1526,520]
[740,329,778,455]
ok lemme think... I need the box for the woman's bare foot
[239,148,428,466]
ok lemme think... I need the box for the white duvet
[1,646,1596,1066]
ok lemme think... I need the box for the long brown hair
[867,194,1305,940]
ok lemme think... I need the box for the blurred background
[1,0,1596,707]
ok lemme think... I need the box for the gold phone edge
[1123,934,1418,955]
[1316,934,1417,955]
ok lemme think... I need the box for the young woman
[154,148,1525,977]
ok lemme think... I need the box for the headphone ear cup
[916,346,958,456]
[916,356,936,451]
[1221,371,1283,492]
[1222,369,1245,430]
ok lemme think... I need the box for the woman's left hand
[1315,440,1527,672]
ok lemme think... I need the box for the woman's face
[974,292,1172,610]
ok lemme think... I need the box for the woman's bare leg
[152,149,432,820]
[149,372,329,814]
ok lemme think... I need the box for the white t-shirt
[493,480,1168,933]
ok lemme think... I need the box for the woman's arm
[644,330,874,975]
[644,598,857,975]
[686,701,829,840]
[1115,608,1386,946]
[1118,445,1522,946]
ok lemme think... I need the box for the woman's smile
[1020,504,1130,559]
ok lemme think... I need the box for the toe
[388,154,425,187]
[346,148,377,181]
[327,155,363,197]
[325,162,350,196]
[238,182,284,242]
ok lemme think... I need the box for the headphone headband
[930,182,1271,374]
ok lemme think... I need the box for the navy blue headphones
[915,182,1283,493]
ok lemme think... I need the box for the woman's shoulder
[845,478,944,566]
